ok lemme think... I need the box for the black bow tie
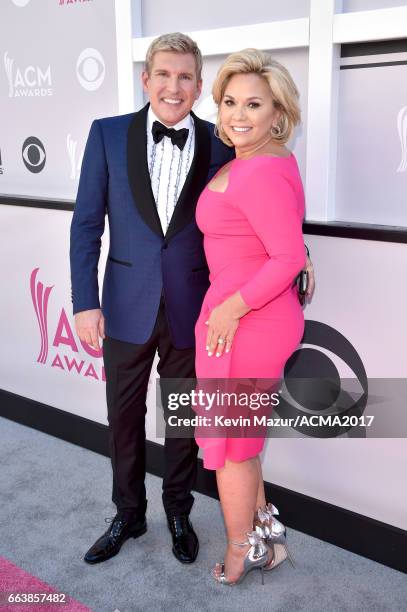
[152,120,189,151]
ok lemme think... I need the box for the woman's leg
[215,456,260,581]
[253,456,275,567]
[255,456,266,510]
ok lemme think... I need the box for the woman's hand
[205,291,250,357]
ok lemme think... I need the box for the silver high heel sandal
[213,531,269,586]
[255,503,296,569]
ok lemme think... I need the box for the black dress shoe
[167,514,199,564]
[84,514,147,564]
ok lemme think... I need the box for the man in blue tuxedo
[70,33,234,565]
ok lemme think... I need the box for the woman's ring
[218,338,225,345]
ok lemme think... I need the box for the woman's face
[219,72,280,151]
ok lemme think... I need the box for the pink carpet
[0,556,91,611]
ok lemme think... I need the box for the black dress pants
[103,297,198,520]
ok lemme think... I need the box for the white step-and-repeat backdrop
[0,0,118,200]
[1,0,406,531]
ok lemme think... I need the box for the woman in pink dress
[195,49,307,585]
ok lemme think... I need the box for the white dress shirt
[146,107,195,233]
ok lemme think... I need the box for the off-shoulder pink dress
[194,154,306,470]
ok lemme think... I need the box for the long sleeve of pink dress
[195,154,306,470]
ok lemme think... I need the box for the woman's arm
[238,165,305,310]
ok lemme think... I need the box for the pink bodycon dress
[194,154,306,470]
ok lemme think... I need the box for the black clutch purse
[297,270,308,305]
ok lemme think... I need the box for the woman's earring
[271,124,282,136]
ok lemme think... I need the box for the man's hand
[74,309,105,351]
[305,255,315,299]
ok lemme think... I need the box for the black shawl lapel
[165,110,211,241]
[127,102,164,238]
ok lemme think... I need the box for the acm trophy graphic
[67,134,84,181]
[30,268,54,364]
[4,52,14,98]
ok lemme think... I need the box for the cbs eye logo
[278,320,368,438]
[11,0,31,6]
[76,48,105,91]
[22,137,46,173]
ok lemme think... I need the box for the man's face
[142,51,202,126]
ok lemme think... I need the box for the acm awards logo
[76,48,105,91]
[30,268,105,382]
[4,52,52,98]
[67,134,84,180]
[22,137,46,173]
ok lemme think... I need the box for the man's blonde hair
[212,48,301,146]
[145,32,203,81]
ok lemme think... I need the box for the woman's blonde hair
[212,48,300,146]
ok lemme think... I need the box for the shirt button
[162,242,168,250]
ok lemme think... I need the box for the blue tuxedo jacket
[70,103,234,349]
